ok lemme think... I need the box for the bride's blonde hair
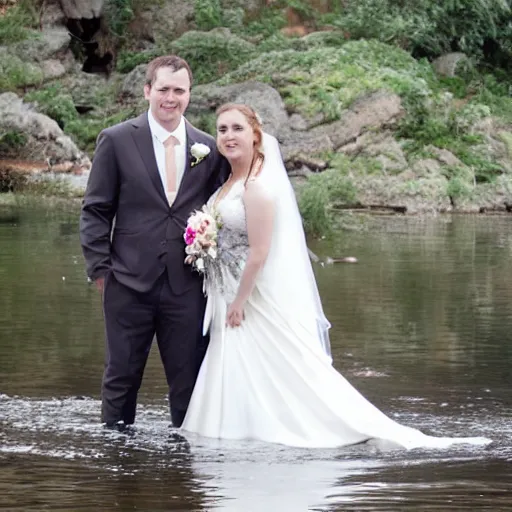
[216,103,265,167]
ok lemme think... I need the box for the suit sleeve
[79,130,119,280]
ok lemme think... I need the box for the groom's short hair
[145,55,193,88]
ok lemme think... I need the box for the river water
[0,205,511,511]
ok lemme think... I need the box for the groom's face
[144,66,191,132]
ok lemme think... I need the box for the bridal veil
[257,133,332,359]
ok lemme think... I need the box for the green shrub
[0,130,28,156]
[0,0,40,45]
[498,131,512,159]
[297,31,348,50]
[103,0,156,44]
[257,33,296,53]
[103,0,135,39]
[446,172,473,203]
[471,73,512,122]
[323,0,512,68]
[219,41,434,122]
[194,0,223,30]
[116,49,158,73]
[298,168,357,237]
[243,7,287,37]
[257,31,348,54]
[168,30,257,84]
[0,53,43,91]
[25,85,78,128]
[66,108,137,152]
[221,7,245,31]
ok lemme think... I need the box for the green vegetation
[218,40,434,122]
[167,30,257,84]
[20,176,82,198]
[25,85,78,128]
[103,0,136,39]
[103,0,157,42]
[0,0,40,45]
[23,81,135,152]
[65,109,137,152]
[116,49,159,73]
[318,0,512,69]
[194,0,223,30]
[1,0,512,231]
[298,166,358,237]
[0,130,28,157]
[0,53,43,91]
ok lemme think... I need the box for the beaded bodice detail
[205,180,249,301]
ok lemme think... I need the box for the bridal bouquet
[184,206,220,273]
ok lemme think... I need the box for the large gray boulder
[121,64,147,99]
[281,91,404,162]
[12,27,71,62]
[189,81,289,136]
[59,0,104,19]
[0,92,86,164]
[432,53,470,77]
[355,174,452,214]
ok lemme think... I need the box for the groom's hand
[95,277,105,293]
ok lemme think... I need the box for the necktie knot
[164,135,179,148]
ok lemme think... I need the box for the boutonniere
[190,143,211,167]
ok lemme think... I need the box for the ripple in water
[1,394,511,511]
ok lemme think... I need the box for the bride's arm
[226,180,275,327]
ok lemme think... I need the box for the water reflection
[1,208,511,510]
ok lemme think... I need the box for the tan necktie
[164,135,179,206]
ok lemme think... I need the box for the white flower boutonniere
[190,143,211,167]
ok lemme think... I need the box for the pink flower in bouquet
[185,226,196,245]
[183,206,220,274]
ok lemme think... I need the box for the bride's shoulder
[244,176,276,203]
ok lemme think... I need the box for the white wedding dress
[181,135,490,450]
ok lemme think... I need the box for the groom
[79,55,229,429]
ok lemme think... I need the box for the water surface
[0,206,511,510]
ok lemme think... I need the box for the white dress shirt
[147,110,187,193]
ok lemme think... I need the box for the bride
[181,103,490,449]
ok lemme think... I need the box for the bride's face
[216,110,256,163]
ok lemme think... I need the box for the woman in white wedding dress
[181,104,490,450]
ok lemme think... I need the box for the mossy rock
[64,108,139,154]
[257,30,347,53]
[21,75,133,153]
[0,50,43,91]
[498,131,512,160]
[295,30,348,50]
[216,39,435,122]
[58,73,124,110]
[25,85,78,129]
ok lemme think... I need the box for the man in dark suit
[79,55,229,430]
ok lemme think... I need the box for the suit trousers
[101,271,208,426]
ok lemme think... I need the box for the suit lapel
[172,120,201,210]
[184,119,196,171]
[131,113,167,202]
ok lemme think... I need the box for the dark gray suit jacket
[79,112,229,295]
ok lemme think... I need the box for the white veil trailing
[257,133,332,359]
